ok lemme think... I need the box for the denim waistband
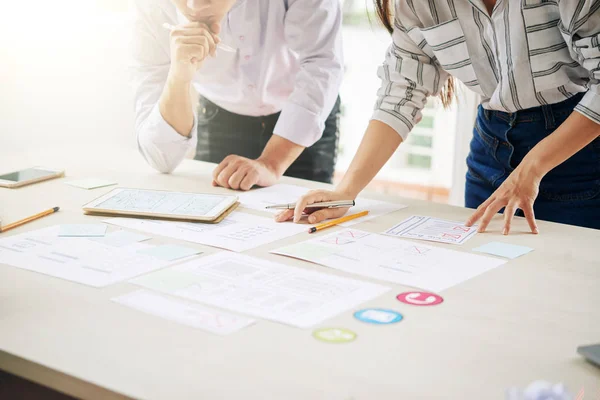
[481,92,585,130]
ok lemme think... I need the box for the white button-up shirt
[131,0,343,173]
[372,0,600,140]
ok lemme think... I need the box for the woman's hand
[466,164,543,235]
[168,22,219,83]
[275,190,356,224]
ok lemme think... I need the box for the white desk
[1,146,599,399]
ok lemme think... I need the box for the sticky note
[473,242,533,259]
[138,245,201,261]
[92,230,150,247]
[313,328,357,344]
[65,178,117,190]
[354,309,403,325]
[397,292,444,306]
[58,224,107,237]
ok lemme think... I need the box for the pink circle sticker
[396,292,444,306]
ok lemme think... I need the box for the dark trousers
[194,97,341,184]
[465,92,600,230]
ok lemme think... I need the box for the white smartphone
[0,167,65,188]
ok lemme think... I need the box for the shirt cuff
[137,104,198,173]
[273,102,324,148]
[574,90,600,125]
[370,109,413,140]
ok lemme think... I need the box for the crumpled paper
[506,381,572,400]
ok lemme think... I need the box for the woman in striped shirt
[278,0,600,233]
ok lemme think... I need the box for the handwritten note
[383,216,477,245]
[106,212,306,252]
[112,290,255,335]
[272,229,505,292]
[131,252,389,328]
[0,226,176,287]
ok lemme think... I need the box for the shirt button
[239,36,245,41]
[244,55,251,61]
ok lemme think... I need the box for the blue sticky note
[473,242,533,259]
[354,309,403,325]
[59,224,107,237]
[138,245,201,261]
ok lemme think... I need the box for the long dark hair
[373,0,455,108]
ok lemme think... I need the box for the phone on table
[0,167,65,188]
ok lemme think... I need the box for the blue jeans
[465,93,600,230]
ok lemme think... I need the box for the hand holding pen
[162,22,236,83]
[275,190,357,225]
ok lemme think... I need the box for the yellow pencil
[0,207,60,233]
[308,210,369,234]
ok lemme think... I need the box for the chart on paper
[130,252,390,328]
[384,216,477,245]
[238,184,407,226]
[271,229,505,292]
[105,212,306,252]
[0,226,186,287]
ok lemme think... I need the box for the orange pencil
[0,207,60,233]
[308,210,369,234]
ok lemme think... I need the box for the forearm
[158,74,195,137]
[337,120,403,198]
[258,135,305,177]
[522,112,600,176]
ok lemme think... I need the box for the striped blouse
[372,0,600,140]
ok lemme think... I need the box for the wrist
[257,155,285,178]
[166,70,194,89]
[336,180,361,200]
[519,154,551,178]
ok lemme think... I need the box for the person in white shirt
[131,0,343,189]
[279,0,600,232]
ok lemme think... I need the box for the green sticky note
[313,328,357,344]
[65,178,117,190]
[473,242,533,259]
[59,224,107,237]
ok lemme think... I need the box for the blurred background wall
[0,0,478,205]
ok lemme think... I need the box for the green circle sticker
[313,328,357,344]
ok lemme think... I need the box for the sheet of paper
[112,290,255,335]
[383,216,477,245]
[130,252,389,328]
[91,230,151,247]
[138,244,201,261]
[238,184,311,211]
[271,229,505,292]
[65,178,117,190]
[0,226,177,287]
[238,184,407,226]
[105,212,306,252]
[473,242,533,259]
[339,198,407,227]
[58,224,107,237]
[95,188,230,217]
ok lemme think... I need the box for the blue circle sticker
[353,308,403,325]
